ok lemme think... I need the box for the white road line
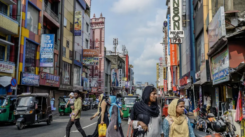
[64,122,97,136]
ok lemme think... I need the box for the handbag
[126,121,133,137]
[98,123,107,137]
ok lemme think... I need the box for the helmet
[212,120,226,132]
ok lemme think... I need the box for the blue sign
[163,21,168,27]
[40,34,55,67]
[213,68,229,85]
[11,78,17,87]
[21,72,40,86]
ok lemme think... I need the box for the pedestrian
[184,95,191,112]
[106,95,124,137]
[88,94,109,137]
[206,95,211,113]
[129,86,163,137]
[66,90,86,137]
[66,92,75,109]
[162,99,195,137]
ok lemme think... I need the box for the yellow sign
[74,11,82,36]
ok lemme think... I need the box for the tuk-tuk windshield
[18,97,34,107]
[124,98,136,107]
[0,98,7,106]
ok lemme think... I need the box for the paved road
[0,109,130,137]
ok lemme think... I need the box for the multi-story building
[90,13,105,94]
[0,0,19,95]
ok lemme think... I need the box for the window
[73,66,80,86]
[63,62,71,84]
[69,50,72,60]
[86,39,89,49]
[66,40,69,48]
[0,1,7,15]
[63,47,66,57]
[70,22,73,33]
[64,18,67,27]
[86,23,89,32]
[25,40,37,74]
[27,4,39,34]
[0,46,5,61]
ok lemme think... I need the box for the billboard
[211,48,229,85]
[0,61,15,73]
[21,72,39,86]
[169,0,184,38]
[40,72,60,87]
[74,11,82,36]
[83,49,99,57]
[170,43,178,66]
[83,57,99,66]
[208,7,226,48]
[111,69,118,87]
[40,34,55,67]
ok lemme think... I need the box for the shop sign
[211,48,229,85]
[169,0,184,39]
[200,60,211,84]
[40,34,55,67]
[40,72,60,87]
[208,7,226,48]
[111,69,118,87]
[83,49,99,57]
[92,87,97,93]
[0,61,15,73]
[59,85,73,90]
[164,80,167,92]
[91,78,98,87]
[21,72,39,86]
[195,71,201,80]
[170,43,178,66]
[180,76,188,86]
[118,69,123,87]
[83,57,99,65]
[74,11,82,36]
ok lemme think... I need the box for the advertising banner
[169,0,184,38]
[118,69,123,87]
[40,72,60,87]
[74,11,82,36]
[208,7,226,48]
[83,57,99,66]
[92,87,97,93]
[83,49,99,57]
[91,78,98,87]
[111,69,118,87]
[21,72,39,86]
[0,61,15,73]
[40,34,55,67]
[170,43,178,66]
[211,48,229,85]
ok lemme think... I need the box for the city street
[0,109,129,137]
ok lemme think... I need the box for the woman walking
[106,95,124,137]
[162,99,195,137]
[88,94,109,137]
[129,86,163,137]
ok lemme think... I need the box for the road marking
[64,122,97,136]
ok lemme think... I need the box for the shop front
[0,61,15,95]
[19,72,40,93]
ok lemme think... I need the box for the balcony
[0,11,18,35]
[43,4,60,28]
[1,0,16,5]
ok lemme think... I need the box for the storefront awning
[0,76,12,87]
[0,38,14,46]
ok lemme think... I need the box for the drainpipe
[15,0,23,95]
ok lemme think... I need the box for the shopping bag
[98,123,107,137]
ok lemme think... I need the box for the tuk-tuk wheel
[47,117,51,125]
[17,123,24,130]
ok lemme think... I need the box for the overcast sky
[91,0,167,85]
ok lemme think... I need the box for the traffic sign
[163,21,168,27]
[11,78,17,87]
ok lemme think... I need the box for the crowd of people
[65,86,195,137]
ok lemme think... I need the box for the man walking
[184,95,191,112]
[66,90,86,137]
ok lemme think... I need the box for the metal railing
[0,11,18,21]
[43,4,59,22]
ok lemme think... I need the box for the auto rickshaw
[14,93,52,130]
[58,96,72,116]
[162,96,178,117]
[0,95,17,123]
[122,95,138,119]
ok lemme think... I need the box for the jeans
[66,118,86,137]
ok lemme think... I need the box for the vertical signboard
[40,34,54,67]
[74,11,82,36]
[118,69,123,87]
[169,0,184,38]
[170,43,178,66]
